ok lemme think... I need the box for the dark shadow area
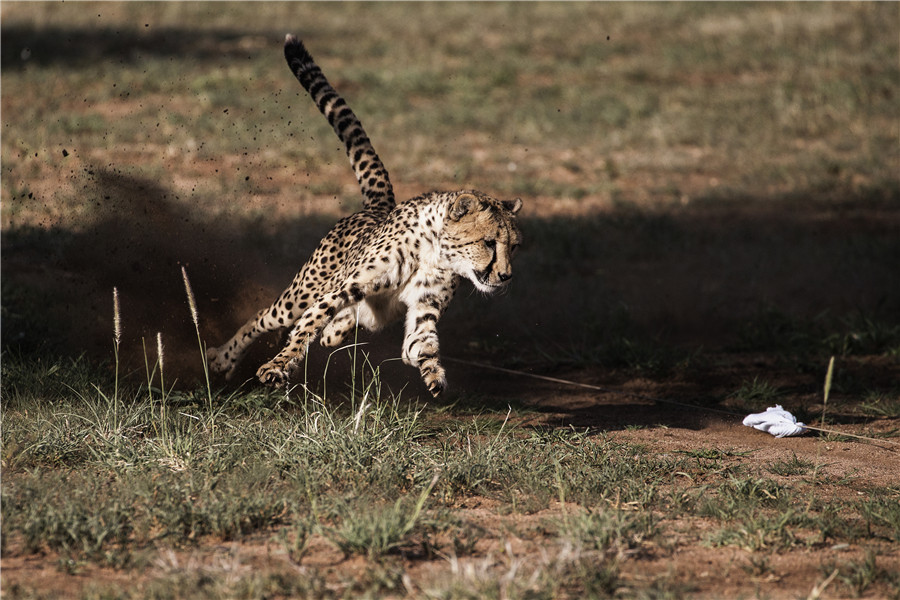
[3,164,899,415]
[1,25,325,70]
[4,15,899,424]
[445,347,900,434]
[2,168,325,382]
[510,184,900,348]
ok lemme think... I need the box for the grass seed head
[113,287,122,346]
[156,332,165,371]
[181,266,199,326]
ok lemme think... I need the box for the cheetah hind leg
[206,307,276,380]
[255,291,347,388]
[254,329,313,388]
[255,309,358,389]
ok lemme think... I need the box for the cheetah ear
[449,193,480,221]
[502,197,523,214]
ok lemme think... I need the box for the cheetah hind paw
[205,346,221,370]
[206,347,239,381]
[256,360,292,389]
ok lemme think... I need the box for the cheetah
[206,35,522,397]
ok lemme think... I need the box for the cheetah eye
[483,239,496,250]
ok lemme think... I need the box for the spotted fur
[207,35,522,396]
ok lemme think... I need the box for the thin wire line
[444,356,899,449]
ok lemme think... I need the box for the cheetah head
[444,191,523,294]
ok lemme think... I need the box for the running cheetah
[207,35,522,396]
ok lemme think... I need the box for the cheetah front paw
[256,360,292,388]
[421,363,447,398]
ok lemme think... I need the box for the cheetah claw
[424,367,447,398]
[427,380,445,398]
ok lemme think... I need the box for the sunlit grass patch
[767,453,816,477]
[860,492,900,544]
[1,471,135,566]
[2,340,895,597]
[822,549,895,599]
[322,475,438,559]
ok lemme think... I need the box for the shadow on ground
[3,166,899,407]
[4,15,899,413]
[1,24,329,70]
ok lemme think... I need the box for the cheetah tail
[283,34,396,213]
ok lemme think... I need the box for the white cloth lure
[742,405,808,438]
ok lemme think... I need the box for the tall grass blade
[821,356,835,428]
[181,266,215,425]
[112,287,122,425]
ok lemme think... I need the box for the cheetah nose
[498,271,512,282]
